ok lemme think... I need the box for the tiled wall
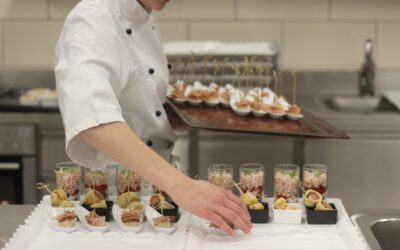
[0,0,399,70]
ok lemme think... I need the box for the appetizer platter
[166,55,348,139]
[5,163,368,250]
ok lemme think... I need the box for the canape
[287,104,304,121]
[251,99,269,117]
[240,191,269,223]
[145,205,177,234]
[218,87,231,108]
[184,86,202,106]
[82,189,113,221]
[203,88,220,107]
[150,193,180,223]
[269,102,286,119]
[112,205,144,232]
[231,98,251,116]
[46,206,78,232]
[77,205,109,232]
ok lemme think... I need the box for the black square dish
[248,202,269,223]
[155,201,180,222]
[306,203,337,224]
[82,200,114,221]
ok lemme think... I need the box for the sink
[352,210,400,250]
[324,96,398,113]
[371,218,400,250]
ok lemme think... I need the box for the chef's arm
[79,121,251,235]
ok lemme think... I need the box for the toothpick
[188,51,196,83]
[256,64,264,92]
[292,70,297,105]
[221,57,229,83]
[172,57,182,83]
[212,58,219,83]
[232,182,244,195]
[203,55,211,83]
[180,60,187,83]
[36,182,52,194]
[279,70,284,97]
[265,65,271,88]
[273,71,278,94]
[231,64,241,88]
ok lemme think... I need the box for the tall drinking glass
[208,164,233,190]
[83,166,109,200]
[55,162,81,201]
[116,165,141,195]
[239,163,264,197]
[274,164,300,202]
[303,164,328,198]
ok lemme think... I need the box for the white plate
[144,205,177,234]
[204,99,220,107]
[269,112,286,119]
[172,98,186,105]
[232,106,251,116]
[287,113,304,121]
[46,206,77,233]
[252,109,268,117]
[76,205,109,232]
[112,205,144,233]
[188,99,202,106]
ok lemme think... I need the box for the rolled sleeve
[54,7,129,168]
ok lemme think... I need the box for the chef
[54,0,251,235]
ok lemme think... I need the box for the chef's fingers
[223,197,252,229]
[217,206,251,234]
[224,189,251,220]
[208,212,236,236]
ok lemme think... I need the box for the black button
[146,140,153,147]
[126,28,132,35]
[152,26,155,30]
[168,64,172,69]
[149,68,155,74]
[156,110,162,117]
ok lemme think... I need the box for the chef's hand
[170,178,252,236]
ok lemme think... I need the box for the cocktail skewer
[292,70,297,105]
[36,182,52,194]
[265,65,271,89]
[212,58,220,84]
[256,64,264,98]
[203,55,212,83]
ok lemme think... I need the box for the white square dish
[273,203,302,224]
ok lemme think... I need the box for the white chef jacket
[54,0,177,169]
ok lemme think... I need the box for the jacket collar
[121,0,151,24]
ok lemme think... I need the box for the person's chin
[153,4,166,11]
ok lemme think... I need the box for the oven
[0,124,38,204]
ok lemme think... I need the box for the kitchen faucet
[358,38,375,96]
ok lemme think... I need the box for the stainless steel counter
[0,205,35,249]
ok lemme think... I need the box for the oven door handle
[0,163,20,170]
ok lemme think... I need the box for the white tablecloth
[3,197,369,250]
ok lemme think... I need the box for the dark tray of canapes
[167,100,349,139]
